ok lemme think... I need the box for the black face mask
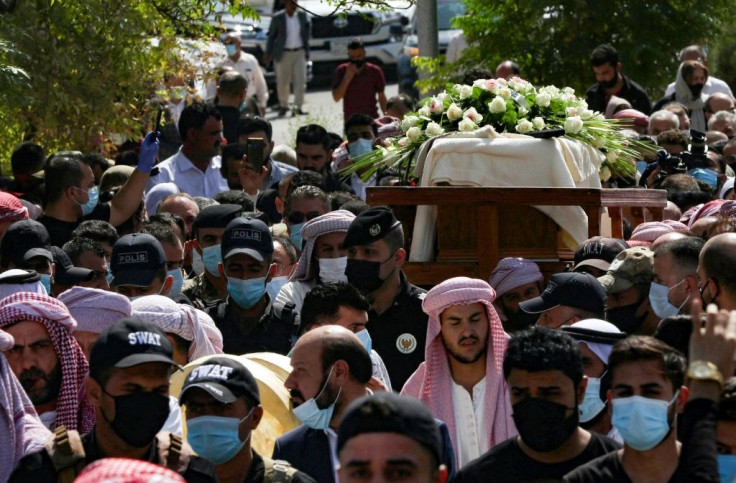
[599,70,619,89]
[345,258,389,293]
[102,390,171,448]
[350,59,366,68]
[512,398,579,452]
[689,83,705,97]
[606,300,648,334]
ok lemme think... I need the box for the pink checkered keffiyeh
[75,457,186,483]
[131,295,223,360]
[0,292,95,433]
[719,200,736,218]
[0,328,51,482]
[488,257,544,298]
[401,277,517,462]
[0,192,29,224]
[290,210,356,282]
[688,200,726,227]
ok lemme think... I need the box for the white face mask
[318,257,348,284]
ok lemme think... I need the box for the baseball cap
[573,236,628,272]
[110,233,166,287]
[49,246,95,285]
[519,272,606,315]
[193,204,242,232]
[179,356,260,405]
[338,392,442,463]
[597,247,654,294]
[221,217,273,262]
[89,317,177,380]
[0,219,52,267]
[343,206,401,248]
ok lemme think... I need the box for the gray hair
[708,110,736,130]
[649,110,679,132]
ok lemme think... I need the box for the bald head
[651,231,690,251]
[295,325,373,384]
[701,233,736,291]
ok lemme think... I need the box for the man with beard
[585,44,651,115]
[697,233,736,310]
[295,124,351,193]
[455,327,620,482]
[274,325,375,483]
[488,257,544,333]
[343,206,428,390]
[0,292,95,433]
[402,277,517,468]
[9,317,218,482]
[332,38,387,120]
[597,247,660,335]
[148,102,228,198]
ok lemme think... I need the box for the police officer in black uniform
[343,206,428,389]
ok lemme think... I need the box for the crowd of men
[0,14,735,481]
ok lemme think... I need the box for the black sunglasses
[287,211,321,224]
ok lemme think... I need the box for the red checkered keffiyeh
[0,292,95,433]
[75,457,186,483]
[0,192,29,224]
[401,277,517,463]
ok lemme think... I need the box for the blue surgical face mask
[39,273,51,294]
[292,365,342,430]
[191,249,204,276]
[355,329,372,353]
[348,138,374,158]
[612,391,678,451]
[688,168,719,190]
[74,186,99,216]
[266,275,289,301]
[289,222,306,250]
[225,44,238,57]
[227,276,267,309]
[168,268,184,298]
[106,267,114,285]
[636,160,650,175]
[579,376,606,423]
[186,408,254,465]
[718,454,736,483]
[202,244,222,277]
[649,280,688,319]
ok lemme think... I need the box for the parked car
[396,0,466,101]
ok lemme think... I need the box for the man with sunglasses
[283,185,330,252]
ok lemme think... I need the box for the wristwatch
[687,360,724,386]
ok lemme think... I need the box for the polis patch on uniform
[118,251,148,264]
[232,229,261,241]
[396,333,417,354]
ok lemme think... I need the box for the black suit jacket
[273,425,335,483]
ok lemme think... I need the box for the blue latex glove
[137,131,160,174]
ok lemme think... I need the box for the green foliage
[418,0,735,101]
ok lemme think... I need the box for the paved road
[262,82,400,148]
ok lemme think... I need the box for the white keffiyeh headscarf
[131,295,223,361]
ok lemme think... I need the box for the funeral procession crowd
[1,2,736,480]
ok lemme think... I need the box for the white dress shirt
[284,12,303,49]
[147,149,228,198]
[224,52,269,109]
[664,76,733,98]
[451,376,490,468]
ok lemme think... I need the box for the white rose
[425,122,444,137]
[564,116,584,134]
[566,106,579,117]
[518,106,529,116]
[436,92,448,104]
[488,96,507,114]
[418,106,431,118]
[447,103,463,122]
[532,117,545,130]
[592,137,606,149]
[498,87,512,99]
[496,77,508,86]
[458,119,478,132]
[473,79,488,90]
[536,93,551,107]
[485,79,498,92]
[430,97,444,115]
[401,115,420,133]
[581,109,594,120]
[463,107,482,124]
[397,137,409,148]
[515,119,533,134]
[459,84,474,100]
[406,126,422,142]
[599,165,612,182]
[606,150,618,163]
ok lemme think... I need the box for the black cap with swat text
[179,356,260,405]
[90,317,178,381]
